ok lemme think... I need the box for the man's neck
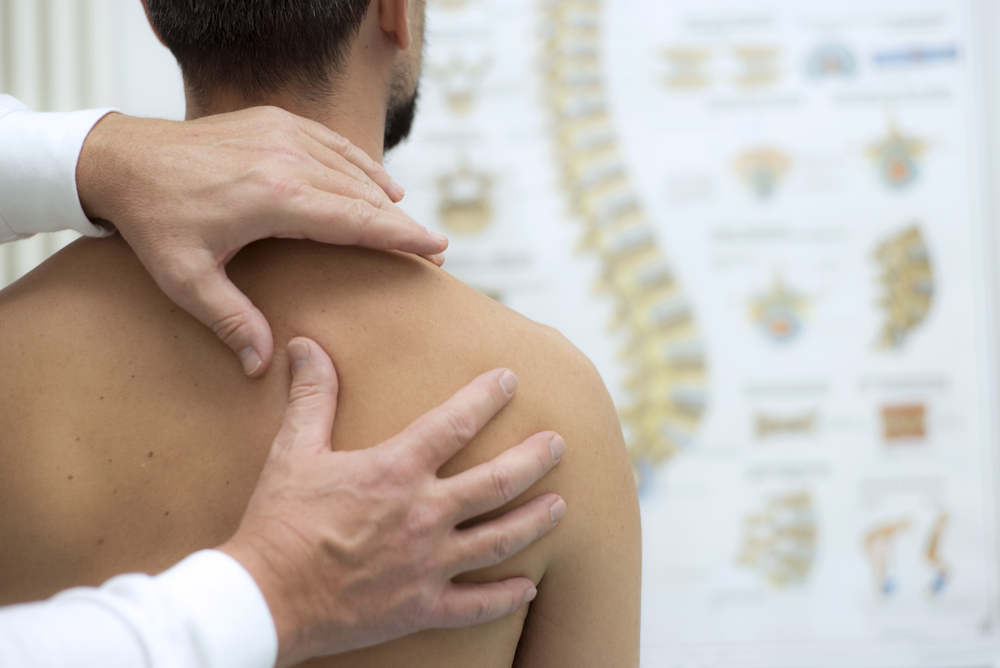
[184,53,391,163]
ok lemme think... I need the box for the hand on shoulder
[76,107,448,376]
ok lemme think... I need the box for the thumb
[169,267,275,377]
[276,338,340,453]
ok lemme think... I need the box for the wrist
[218,533,306,668]
[76,111,131,222]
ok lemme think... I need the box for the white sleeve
[0,549,278,668]
[0,95,120,244]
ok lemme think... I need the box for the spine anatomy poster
[388,0,1000,665]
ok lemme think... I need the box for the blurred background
[5,0,1000,666]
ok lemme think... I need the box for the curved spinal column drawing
[540,0,708,471]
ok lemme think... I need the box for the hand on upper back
[75,107,448,377]
[219,338,567,667]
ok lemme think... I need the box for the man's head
[144,0,426,153]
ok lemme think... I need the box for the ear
[378,0,413,51]
[140,0,170,49]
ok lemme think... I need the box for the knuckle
[287,374,329,404]
[439,408,478,446]
[264,136,309,166]
[490,527,514,562]
[328,132,350,154]
[259,105,286,120]
[158,253,203,292]
[350,163,372,184]
[490,465,517,504]
[379,448,419,485]
[405,502,440,539]
[339,177,375,206]
[258,105,293,129]
[361,183,387,207]
[259,171,304,203]
[350,199,377,230]
[211,310,251,345]
[469,590,494,625]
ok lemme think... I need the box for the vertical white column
[43,0,82,257]
[48,0,80,111]
[89,0,117,108]
[0,0,8,285]
[50,0,116,255]
[4,0,44,287]
[9,0,42,109]
[0,0,8,93]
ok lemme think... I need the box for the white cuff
[0,101,120,242]
[151,550,279,668]
[58,549,279,668]
[0,550,278,668]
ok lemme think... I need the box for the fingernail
[287,340,311,372]
[429,229,449,246]
[430,253,446,266]
[499,371,518,396]
[391,178,405,200]
[522,587,537,606]
[550,498,567,524]
[549,435,566,463]
[239,347,263,376]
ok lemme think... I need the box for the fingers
[161,264,275,377]
[390,369,520,470]
[446,493,565,576]
[444,432,565,523]
[299,134,389,206]
[289,186,449,257]
[272,338,340,453]
[286,117,450,258]
[430,578,538,629]
[293,114,406,202]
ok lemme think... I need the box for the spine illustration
[540,0,708,475]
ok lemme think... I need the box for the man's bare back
[0,236,640,666]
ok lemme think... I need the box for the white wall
[113,0,184,120]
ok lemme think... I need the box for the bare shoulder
[228,239,623,467]
[230,239,638,574]
[228,242,641,667]
[0,236,639,666]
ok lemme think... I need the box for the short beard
[384,85,419,152]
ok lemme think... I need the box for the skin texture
[0,236,641,666]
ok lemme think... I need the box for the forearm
[0,550,277,668]
[0,95,117,243]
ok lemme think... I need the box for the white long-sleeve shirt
[0,96,280,668]
[0,551,278,668]
[0,95,117,242]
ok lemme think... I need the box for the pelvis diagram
[541,0,708,479]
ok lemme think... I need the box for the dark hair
[145,0,372,102]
